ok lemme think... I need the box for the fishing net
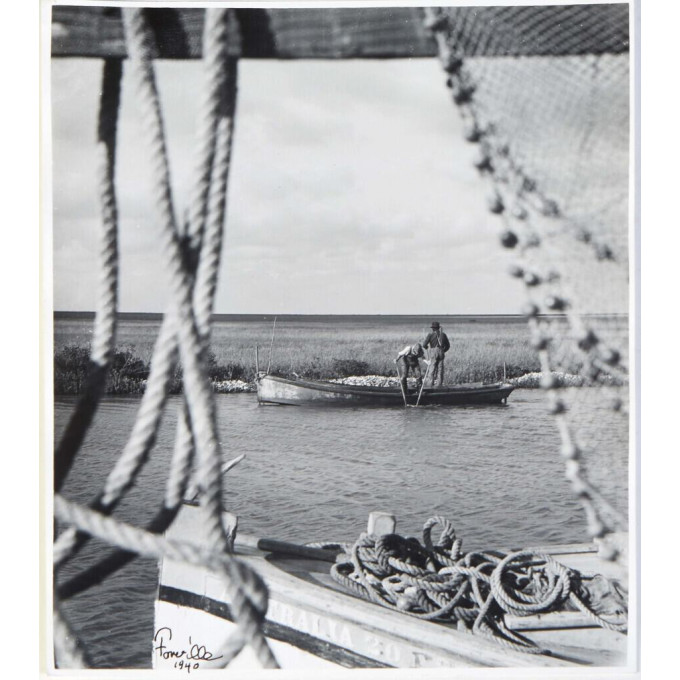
[422,5,630,556]
[50,3,632,669]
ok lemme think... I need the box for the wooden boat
[154,504,628,670]
[256,373,514,407]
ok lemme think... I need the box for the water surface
[54,389,628,668]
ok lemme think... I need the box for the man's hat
[431,321,440,329]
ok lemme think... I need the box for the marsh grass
[54,320,539,394]
[243,321,538,383]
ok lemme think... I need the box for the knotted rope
[120,8,226,544]
[52,6,630,669]
[54,9,237,568]
[330,517,627,654]
[54,57,122,492]
[53,8,277,669]
[55,496,277,668]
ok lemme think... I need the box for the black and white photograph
[45,0,637,675]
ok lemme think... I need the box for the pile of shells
[207,373,612,394]
[212,380,256,393]
[508,372,585,388]
[334,373,603,389]
[329,375,410,388]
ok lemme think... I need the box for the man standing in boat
[395,343,425,394]
[422,321,450,387]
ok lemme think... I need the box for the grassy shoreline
[54,315,628,395]
[53,340,550,395]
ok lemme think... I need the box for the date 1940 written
[154,627,223,672]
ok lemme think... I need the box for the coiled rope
[330,517,627,654]
[52,6,629,668]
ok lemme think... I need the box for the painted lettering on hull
[266,599,453,667]
[156,589,460,668]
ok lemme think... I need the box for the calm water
[54,388,628,668]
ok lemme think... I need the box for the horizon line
[53,310,629,318]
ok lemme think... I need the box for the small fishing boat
[153,504,628,670]
[256,373,514,407]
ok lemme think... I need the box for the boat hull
[153,505,627,670]
[256,374,514,407]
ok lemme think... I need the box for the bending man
[395,343,425,394]
[422,321,450,387]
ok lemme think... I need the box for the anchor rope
[330,517,627,654]
[90,57,123,369]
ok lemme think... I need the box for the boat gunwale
[158,543,592,668]
[157,506,627,669]
[258,373,514,397]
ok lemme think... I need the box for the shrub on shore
[54,345,255,396]
[166,351,247,394]
[54,345,92,394]
[54,344,150,395]
[108,347,150,393]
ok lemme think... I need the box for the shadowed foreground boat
[256,374,514,407]
[154,505,627,670]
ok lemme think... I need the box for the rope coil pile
[330,516,627,653]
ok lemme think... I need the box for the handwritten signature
[154,627,223,672]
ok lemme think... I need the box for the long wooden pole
[395,360,408,407]
[415,358,432,407]
[266,316,277,374]
[234,533,341,563]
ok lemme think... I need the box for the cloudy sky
[51,56,540,314]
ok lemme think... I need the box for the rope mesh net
[423,4,630,549]
[52,4,631,669]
